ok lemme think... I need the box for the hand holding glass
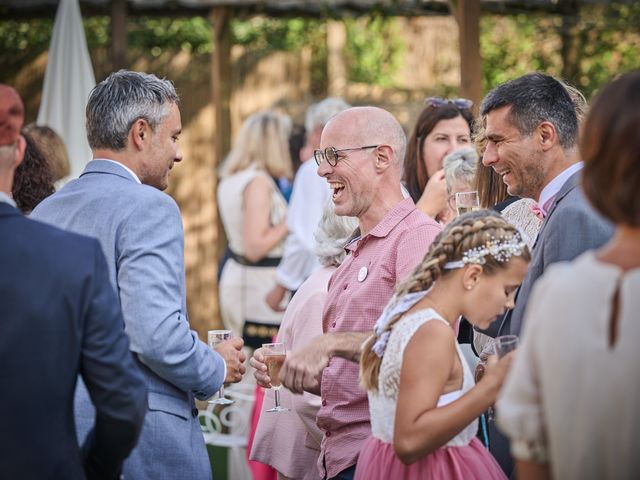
[455,190,480,216]
[262,342,290,413]
[495,335,519,358]
[208,330,234,405]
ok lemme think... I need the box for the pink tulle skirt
[354,436,506,480]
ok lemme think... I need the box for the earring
[466,285,472,290]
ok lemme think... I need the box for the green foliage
[1,6,638,96]
[575,5,640,97]
[128,17,213,55]
[481,5,640,99]
[481,14,562,91]
[344,15,404,86]
[232,17,313,53]
[0,19,53,80]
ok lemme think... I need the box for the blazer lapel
[531,171,581,250]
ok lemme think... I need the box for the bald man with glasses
[252,107,442,480]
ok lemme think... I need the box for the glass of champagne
[455,190,480,216]
[495,334,519,358]
[262,342,290,413]
[208,330,234,405]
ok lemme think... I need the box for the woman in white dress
[218,110,292,346]
[356,212,531,479]
[497,72,640,479]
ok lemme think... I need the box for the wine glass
[262,342,290,413]
[476,339,497,421]
[208,330,234,405]
[455,190,480,216]
[495,335,519,358]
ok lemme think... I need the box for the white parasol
[37,0,95,181]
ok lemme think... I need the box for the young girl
[356,212,530,479]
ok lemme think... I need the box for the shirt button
[192,408,199,418]
[322,399,327,406]
[326,431,332,437]
[343,284,347,290]
[331,321,336,328]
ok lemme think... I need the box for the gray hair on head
[305,97,351,132]
[443,147,478,194]
[86,70,179,151]
[480,72,578,150]
[314,201,358,268]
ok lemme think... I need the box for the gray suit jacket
[32,160,225,480]
[500,170,614,336]
[485,170,614,476]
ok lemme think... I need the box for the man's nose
[482,142,498,167]
[175,147,183,163]
[317,157,331,177]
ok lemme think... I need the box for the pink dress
[355,308,505,480]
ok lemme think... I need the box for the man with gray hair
[265,97,350,311]
[480,72,613,475]
[1,83,146,480]
[32,70,246,480]
[253,106,442,479]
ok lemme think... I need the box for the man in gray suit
[32,70,246,480]
[479,72,613,474]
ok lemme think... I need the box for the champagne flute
[262,342,290,413]
[495,334,519,358]
[208,330,234,405]
[455,190,480,216]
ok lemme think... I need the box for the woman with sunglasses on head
[404,97,474,223]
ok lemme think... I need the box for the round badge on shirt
[358,266,368,282]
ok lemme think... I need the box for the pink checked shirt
[316,198,442,478]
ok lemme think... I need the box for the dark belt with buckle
[229,250,281,268]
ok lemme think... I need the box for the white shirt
[0,191,16,208]
[275,158,330,291]
[99,158,142,184]
[537,161,583,215]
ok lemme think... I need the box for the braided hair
[360,210,530,392]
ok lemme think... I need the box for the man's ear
[462,264,483,291]
[537,121,558,152]
[130,118,150,150]
[374,144,394,172]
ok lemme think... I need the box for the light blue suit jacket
[32,160,224,480]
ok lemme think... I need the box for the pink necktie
[529,195,556,220]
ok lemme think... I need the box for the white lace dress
[355,308,506,480]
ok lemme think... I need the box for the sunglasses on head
[425,97,473,110]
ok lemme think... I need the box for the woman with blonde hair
[218,110,293,346]
[355,212,530,480]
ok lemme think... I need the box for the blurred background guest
[251,202,357,480]
[498,71,640,480]
[265,98,350,312]
[23,123,70,185]
[403,96,474,222]
[441,146,478,225]
[11,129,55,214]
[218,110,292,347]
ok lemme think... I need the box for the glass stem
[274,388,281,408]
[219,385,225,400]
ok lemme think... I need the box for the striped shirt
[317,197,442,478]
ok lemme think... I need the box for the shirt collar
[97,158,142,184]
[0,191,17,208]
[538,162,583,214]
[344,197,417,251]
